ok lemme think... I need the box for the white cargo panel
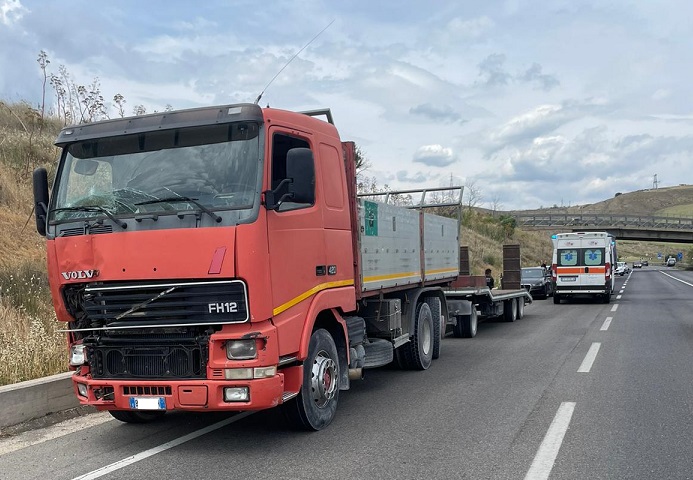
[424,214,460,281]
[359,199,460,292]
[359,199,422,291]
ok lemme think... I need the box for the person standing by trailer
[485,268,495,289]
[551,232,615,304]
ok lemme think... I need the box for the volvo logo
[61,270,99,280]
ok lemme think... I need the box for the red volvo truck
[32,103,475,430]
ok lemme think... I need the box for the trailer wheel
[109,410,166,424]
[503,299,518,322]
[400,302,434,370]
[517,297,525,319]
[426,297,443,360]
[283,329,340,431]
[453,308,478,338]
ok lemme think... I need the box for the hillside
[518,185,693,217]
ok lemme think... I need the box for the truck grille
[78,279,248,329]
[88,342,207,379]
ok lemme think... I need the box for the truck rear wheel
[553,293,561,304]
[400,302,434,370]
[283,328,340,431]
[109,410,166,424]
[454,308,477,338]
[503,299,518,322]
[426,297,443,360]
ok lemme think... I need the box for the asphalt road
[1,267,691,480]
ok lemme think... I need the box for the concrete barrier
[0,372,79,429]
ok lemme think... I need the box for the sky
[2,0,693,210]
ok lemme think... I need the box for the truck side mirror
[286,148,315,205]
[33,167,49,237]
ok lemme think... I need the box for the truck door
[266,129,326,337]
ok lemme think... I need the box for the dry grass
[0,102,65,386]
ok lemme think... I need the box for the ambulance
[551,232,616,304]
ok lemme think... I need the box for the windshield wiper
[136,196,222,223]
[51,206,127,229]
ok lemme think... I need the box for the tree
[465,178,482,210]
[36,50,50,122]
[113,93,126,118]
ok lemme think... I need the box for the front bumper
[71,368,301,412]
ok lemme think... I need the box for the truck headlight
[69,344,86,366]
[226,339,257,360]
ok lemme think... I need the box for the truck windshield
[50,122,260,222]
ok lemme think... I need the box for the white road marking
[600,317,613,331]
[0,412,114,456]
[610,304,619,312]
[660,271,693,287]
[524,402,576,480]
[578,342,601,373]
[619,289,624,294]
[72,412,253,480]
[616,295,622,300]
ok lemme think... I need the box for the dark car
[521,267,553,299]
[633,261,642,268]
[642,260,649,266]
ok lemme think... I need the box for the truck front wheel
[283,328,340,431]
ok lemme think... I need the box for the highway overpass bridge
[511,213,693,243]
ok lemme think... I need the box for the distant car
[615,261,628,276]
[521,267,553,299]
[642,260,649,266]
[666,257,677,267]
[633,261,642,269]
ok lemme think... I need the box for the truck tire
[453,308,477,338]
[109,410,166,424]
[399,302,434,370]
[503,299,517,322]
[425,297,443,360]
[517,297,525,319]
[553,293,561,304]
[602,292,611,304]
[283,329,340,431]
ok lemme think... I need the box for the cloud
[413,144,457,167]
[446,16,495,39]
[477,53,511,87]
[396,170,431,183]
[409,103,465,123]
[520,63,559,91]
[0,0,26,26]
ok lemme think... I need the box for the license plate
[129,397,166,410]
[560,276,577,282]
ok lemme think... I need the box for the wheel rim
[310,349,337,408]
[471,311,477,335]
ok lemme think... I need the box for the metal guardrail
[512,213,693,231]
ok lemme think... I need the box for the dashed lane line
[600,317,613,331]
[524,402,577,480]
[577,342,601,373]
[610,304,618,312]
